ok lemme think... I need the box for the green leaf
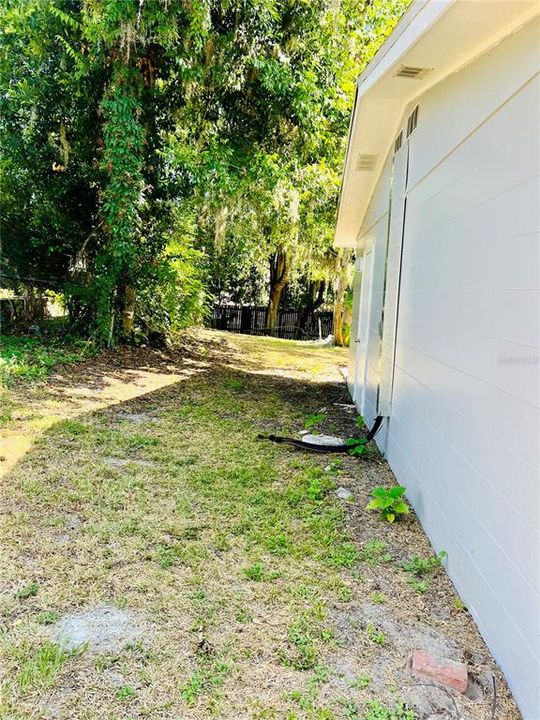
[366,500,382,510]
[386,513,395,523]
[393,502,409,514]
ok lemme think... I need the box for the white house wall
[407,16,540,193]
[384,22,540,718]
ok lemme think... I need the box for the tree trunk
[333,249,352,347]
[23,284,46,326]
[295,280,325,339]
[120,284,137,338]
[266,250,288,336]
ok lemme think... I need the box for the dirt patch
[104,457,157,468]
[54,606,148,652]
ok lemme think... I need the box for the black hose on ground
[258,415,384,453]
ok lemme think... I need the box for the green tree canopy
[0,0,409,342]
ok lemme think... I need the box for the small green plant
[370,591,385,604]
[55,420,89,436]
[366,486,409,523]
[16,641,70,693]
[16,582,38,600]
[402,551,446,593]
[181,670,204,705]
[366,624,385,645]
[225,378,244,391]
[453,596,466,611]
[306,475,333,501]
[361,540,392,566]
[286,619,319,670]
[350,674,371,689]
[305,412,326,430]
[339,698,360,718]
[355,416,365,429]
[156,544,176,569]
[126,434,159,449]
[407,578,428,593]
[290,666,328,711]
[362,700,417,720]
[325,458,342,473]
[242,562,280,581]
[181,659,230,706]
[345,438,366,457]
[36,611,60,626]
[243,562,264,581]
[401,551,446,576]
[116,684,137,701]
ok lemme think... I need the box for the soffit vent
[355,154,378,171]
[395,65,432,79]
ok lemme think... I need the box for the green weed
[349,675,371,689]
[15,641,70,694]
[16,582,38,600]
[345,438,366,457]
[453,596,466,611]
[116,684,137,700]
[181,659,230,706]
[36,611,60,626]
[339,698,359,718]
[225,378,245,391]
[243,563,264,581]
[401,551,446,576]
[362,700,416,719]
[366,486,409,523]
[286,618,319,670]
[366,624,385,645]
[406,579,428,593]
[305,412,326,430]
[361,541,392,566]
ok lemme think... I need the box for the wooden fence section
[208,305,333,340]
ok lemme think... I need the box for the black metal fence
[208,305,333,340]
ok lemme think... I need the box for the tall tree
[1,0,410,342]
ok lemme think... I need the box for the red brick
[411,649,469,693]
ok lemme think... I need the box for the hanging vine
[96,65,146,343]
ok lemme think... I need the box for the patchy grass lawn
[0,331,520,720]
